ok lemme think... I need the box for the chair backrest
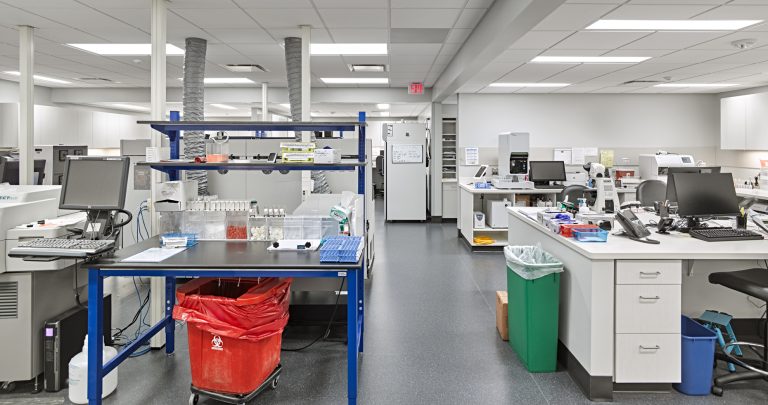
[636,179,666,206]
[376,155,384,175]
[559,185,589,204]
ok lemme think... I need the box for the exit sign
[408,82,424,95]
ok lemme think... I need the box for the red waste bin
[173,277,291,395]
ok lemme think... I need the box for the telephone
[616,209,660,244]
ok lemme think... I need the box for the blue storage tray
[320,236,363,263]
[161,232,199,247]
[572,228,608,242]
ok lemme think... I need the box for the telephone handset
[616,209,660,244]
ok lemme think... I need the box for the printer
[639,154,695,181]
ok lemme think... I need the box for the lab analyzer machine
[493,132,533,189]
[383,123,427,221]
[639,154,695,181]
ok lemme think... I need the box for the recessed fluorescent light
[321,78,389,84]
[3,71,71,84]
[378,111,390,117]
[489,82,570,88]
[67,43,184,55]
[376,103,390,109]
[654,83,739,88]
[349,64,387,72]
[587,19,763,31]
[210,103,237,110]
[531,56,650,64]
[178,77,255,84]
[111,103,150,112]
[311,43,387,55]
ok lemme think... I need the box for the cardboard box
[496,291,509,341]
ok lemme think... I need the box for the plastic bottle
[68,335,119,404]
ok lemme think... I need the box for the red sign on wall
[408,82,424,95]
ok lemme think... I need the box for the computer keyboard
[688,227,764,242]
[11,238,115,258]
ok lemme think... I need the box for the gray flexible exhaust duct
[283,37,330,193]
[182,37,208,195]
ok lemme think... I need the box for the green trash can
[505,245,563,373]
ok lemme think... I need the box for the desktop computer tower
[43,295,112,392]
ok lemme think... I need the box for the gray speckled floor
[1,201,767,404]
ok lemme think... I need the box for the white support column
[261,82,268,121]
[18,26,34,185]
[149,0,168,349]
[300,25,312,199]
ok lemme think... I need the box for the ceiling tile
[497,63,575,82]
[317,9,388,28]
[546,64,629,83]
[389,64,434,73]
[454,8,487,29]
[551,31,650,50]
[509,31,573,50]
[233,0,313,7]
[391,0,466,8]
[173,9,260,29]
[389,53,437,65]
[533,4,618,31]
[0,7,68,28]
[168,0,239,9]
[694,5,768,19]
[691,32,768,50]
[312,0,385,8]
[390,43,442,55]
[391,9,461,29]
[243,8,322,28]
[266,28,332,42]
[77,0,150,8]
[620,32,727,50]
[466,0,494,7]
[539,49,606,56]
[645,49,738,64]
[627,0,728,3]
[328,29,388,42]
[35,28,103,44]
[204,28,275,44]
[391,28,449,44]
[605,49,676,58]
[603,4,716,19]
[494,49,541,63]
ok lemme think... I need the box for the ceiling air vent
[0,281,18,319]
[622,80,664,85]
[223,64,268,73]
[77,77,113,82]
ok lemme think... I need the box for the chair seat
[709,268,768,302]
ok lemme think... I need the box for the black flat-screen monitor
[665,166,721,202]
[59,156,129,211]
[0,157,46,185]
[673,173,739,218]
[529,161,566,185]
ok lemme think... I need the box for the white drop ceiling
[0,0,490,89]
[461,0,768,94]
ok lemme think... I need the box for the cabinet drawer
[616,285,681,334]
[616,260,681,285]
[615,333,680,383]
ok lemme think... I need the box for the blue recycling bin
[674,316,717,396]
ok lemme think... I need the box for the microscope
[584,162,620,214]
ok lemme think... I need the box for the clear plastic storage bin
[204,211,227,239]
[248,216,269,241]
[226,211,248,240]
[268,217,284,241]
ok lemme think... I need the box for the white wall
[457,93,720,177]
[0,103,151,148]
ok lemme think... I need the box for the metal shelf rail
[86,112,368,405]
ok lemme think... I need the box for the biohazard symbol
[211,335,223,351]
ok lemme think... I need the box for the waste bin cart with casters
[173,277,292,405]
[505,245,563,373]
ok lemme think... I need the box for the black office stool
[709,268,768,396]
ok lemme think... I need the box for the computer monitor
[0,157,46,185]
[59,156,130,211]
[665,166,722,202]
[529,161,566,186]
[673,173,740,218]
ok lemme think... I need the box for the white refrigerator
[384,123,427,221]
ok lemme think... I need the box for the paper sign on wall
[391,144,423,164]
[553,148,572,164]
[571,147,598,165]
[600,150,615,167]
[464,147,479,166]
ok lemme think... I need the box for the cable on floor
[282,278,346,352]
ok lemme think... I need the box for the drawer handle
[639,271,661,277]
[639,345,661,350]
[639,296,661,300]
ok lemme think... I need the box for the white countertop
[507,207,768,260]
[459,182,564,195]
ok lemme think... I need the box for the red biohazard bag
[172,277,292,341]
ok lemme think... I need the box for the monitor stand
[677,217,702,233]
[82,210,118,240]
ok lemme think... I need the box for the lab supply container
[572,228,609,242]
[302,216,323,239]
[248,216,269,241]
[282,216,304,240]
[226,211,248,240]
[204,211,227,239]
[321,217,337,238]
[674,316,717,396]
[268,217,284,241]
[183,211,206,236]
[68,336,118,404]
[505,245,563,372]
[173,278,291,395]
[206,133,229,163]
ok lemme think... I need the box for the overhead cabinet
[721,93,768,150]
